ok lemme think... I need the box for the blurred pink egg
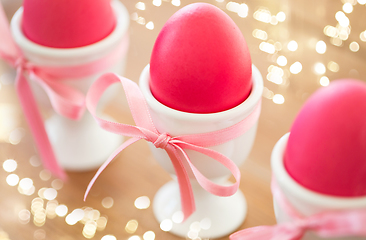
[22,0,116,48]
[285,79,366,196]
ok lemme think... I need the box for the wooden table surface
[0,0,365,239]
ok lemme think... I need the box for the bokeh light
[200,218,212,230]
[287,40,298,51]
[259,42,275,54]
[172,211,184,224]
[160,219,173,232]
[96,216,108,231]
[315,40,327,54]
[152,0,162,7]
[342,3,353,13]
[102,197,114,209]
[349,41,360,52]
[125,220,139,234]
[328,61,340,72]
[18,209,31,224]
[135,2,145,10]
[29,156,41,167]
[55,204,68,217]
[335,11,350,27]
[320,76,330,86]
[252,29,268,40]
[143,231,155,240]
[276,11,286,22]
[134,196,150,209]
[43,188,57,201]
[3,159,17,172]
[39,170,52,181]
[101,235,117,240]
[51,179,63,190]
[273,94,285,104]
[82,221,97,239]
[171,0,181,7]
[290,62,302,74]
[324,25,338,38]
[314,62,326,75]
[276,56,287,66]
[146,21,154,30]
[253,8,271,23]
[360,31,366,42]
[128,236,141,240]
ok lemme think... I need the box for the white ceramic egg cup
[10,0,129,171]
[272,133,366,240]
[139,64,263,239]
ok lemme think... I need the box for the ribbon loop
[85,73,261,220]
[29,72,86,120]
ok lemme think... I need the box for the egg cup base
[153,180,247,239]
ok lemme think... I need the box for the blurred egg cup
[272,133,366,240]
[10,0,129,171]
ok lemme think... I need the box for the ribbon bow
[0,3,128,179]
[230,178,366,240]
[84,73,261,220]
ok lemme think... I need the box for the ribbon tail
[15,69,66,180]
[166,145,195,221]
[29,72,86,120]
[174,141,240,197]
[0,2,22,61]
[84,137,141,201]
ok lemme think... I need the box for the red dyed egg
[22,0,116,48]
[285,79,366,196]
[150,3,252,113]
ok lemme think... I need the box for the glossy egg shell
[22,0,116,48]
[150,3,252,113]
[285,79,366,197]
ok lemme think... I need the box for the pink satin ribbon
[0,3,128,180]
[84,73,261,220]
[230,178,366,240]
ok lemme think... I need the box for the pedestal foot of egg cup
[271,133,366,240]
[11,0,130,171]
[139,64,263,238]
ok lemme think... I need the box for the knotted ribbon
[0,3,128,180]
[230,178,366,240]
[84,73,261,220]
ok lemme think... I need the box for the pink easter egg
[150,3,252,113]
[285,79,366,196]
[22,0,116,48]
